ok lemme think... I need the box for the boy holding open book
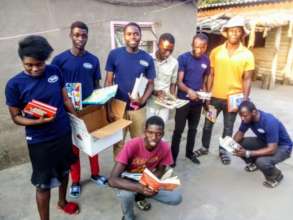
[108,116,182,220]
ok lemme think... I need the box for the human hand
[35,115,55,125]
[233,146,246,157]
[187,89,199,101]
[138,184,157,197]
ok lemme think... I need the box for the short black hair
[145,116,165,130]
[159,33,175,45]
[123,22,141,34]
[18,35,53,61]
[193,33,209,44]
[70,21,88,32]
[239,100,257,112]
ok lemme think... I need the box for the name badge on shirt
[48,75,59,83]
[201,63,207,69]
[257,128,265,134]
[83,62,93,69]
[26,136,32,141]
[140,60,149,67]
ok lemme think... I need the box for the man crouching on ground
[233,101,292,188]
[108,116,182,220]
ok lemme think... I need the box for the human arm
[108,162,157,196]
[177,70,198,101]
[242,70,253,101]
[8,106,55,126]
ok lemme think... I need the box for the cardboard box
[69,99,131,156]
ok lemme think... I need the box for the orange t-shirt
[210,43,255,99]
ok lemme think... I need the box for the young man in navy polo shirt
[52,21,106,198]
[233,101,292,188]
[104,22,156,157]
[170,33,210,167]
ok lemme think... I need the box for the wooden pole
[270,27,282,89]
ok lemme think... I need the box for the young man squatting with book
[108,116,182,220]
[233,101,292,188]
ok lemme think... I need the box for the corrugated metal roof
[199,0,288,11]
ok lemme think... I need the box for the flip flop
[58,202,79,215]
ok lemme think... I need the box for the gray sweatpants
[117,189,182,220]
[240,137,291,177]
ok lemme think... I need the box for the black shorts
[28,133,77,189]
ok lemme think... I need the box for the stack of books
[23,100,57,118]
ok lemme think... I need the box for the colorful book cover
[65,83,82,110]
[23,100,57,118]
[82,85,118,105]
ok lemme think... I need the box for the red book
[23,100,57,118]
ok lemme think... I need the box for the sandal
[69,184,81,198]
[136,199,151,211]
[58,202,79,215]
[245,163,258,172]
[263,172,283,188]
[193,148,208,158]
[186,154,200,164]
[91,175,108,187]
[219,148,231,165]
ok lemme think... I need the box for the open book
[219,136,240,153]
[23,100,57,118]
[130,74,148,99]
[82,85,118,105]
[154,93,189,109]
[196,91,212,100]
[139,168,181,191]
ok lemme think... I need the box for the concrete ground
[1,82,293,220]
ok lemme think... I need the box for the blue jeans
[117,189,182,220]
[240,137,292,177]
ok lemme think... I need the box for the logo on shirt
[48,75,59,83]
[26,136,32,141]
[139,60,149,67]
[83,62,93,69]
[257,128,265,134]
[201,63,208,69]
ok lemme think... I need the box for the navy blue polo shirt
[105,47,156,109]
[177,52,210,105]
[51,50,101,100]
[239,110,292,149]
[5,65,71,144]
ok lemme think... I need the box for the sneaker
[91,175,108,187]
[69,184,81,198]
[245,163,258,172]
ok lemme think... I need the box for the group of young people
[5,16,292,220]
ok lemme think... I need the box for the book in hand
[82,85,118,105]
[219,136,240,153]
[196,91,212,100]
[65,83,82,111]
[227,92,244,112]
[139,168,181,191]
[154,93,189,109]
[121,172,142,182]
[23,100,57,118]
[130,74,148,100]
[205,105,217,123]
